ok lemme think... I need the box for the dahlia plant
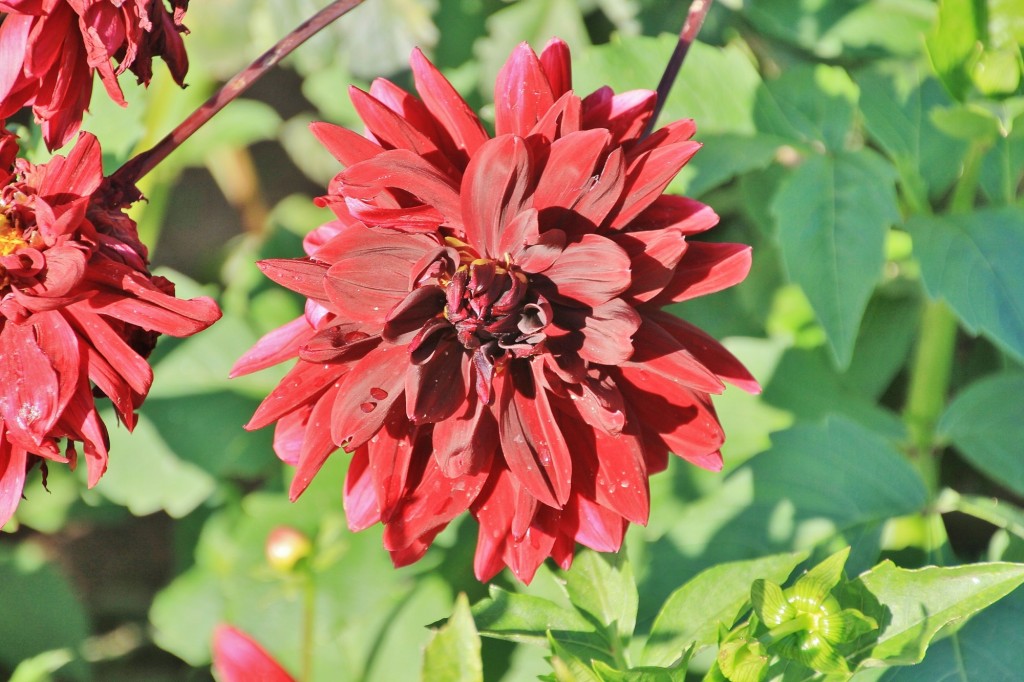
[1,1,1023,681]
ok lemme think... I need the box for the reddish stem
[643,0,714,137]
[109,0,366,191]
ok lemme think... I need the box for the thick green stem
[902,299,958,493]
[761,614,814,646]
[901,139,987,496]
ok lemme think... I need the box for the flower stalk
[108,0,366,191]
[644,0,714,137]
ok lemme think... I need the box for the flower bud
[265,526,313,573]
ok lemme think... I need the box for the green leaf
[591,659,688,682]
[564,550,638,640]
[930,103,1004,142]
[908,208,1024,362]
[847,561,1024,666]
[938,372,1024,496]
[755,65,860,151]
[926,0,985,101]
[549,633,604,682]
[94,409,217,518]
[472,586,601,645]
[423,594,483,682]
[763,346,907,440]
[643,552,807,666]
[0,545,90,680]
[856,68,966,201]
[772,150,899,367]
[574,37,764,136]
[876,586,1024,680]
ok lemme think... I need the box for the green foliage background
[3,0,1024,680]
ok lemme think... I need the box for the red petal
[322,224,437,331]
[541,234,631,306]
[63,306,152,396]
[539,38,572,98]
[497,208,540,261]
[0,439,27,529]
[405,336,468,424]
[619,317,725,394]
[655,242,753,303]
[0,319,61,445]
[340,148,462,228]
[504,504,559,584]
[246,360,343,431]
[431,391,499,478]
[558,411,649,525]
[472,468,515,581]
[494,42,555,137]
[289,380,342,500]
[0,16,30,101]
[212,626,296,682]
[611,227,688,303]
[367,406,418,521]
[331,343,409,450]
[609,141,701,230]
[273,407,310,465]
[582,87,657,146]
[461,135,533,258]
[529,91,582,142]
[533,129,610,215]
[497,364,572,509]
[616,370,725,465]
[349,86,449,167]
[382,285,445,345]
[648,310,760,394]
[39,132,103,198]
[382,452,489,553]
[309,121,384,168]
[570,495,626,553]
[410,48,489,162]
[230,316,313,378]
[630,195,718,235]
[343,445,380,531]
[552,299,641,366]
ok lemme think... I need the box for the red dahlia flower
[0,128,220,528]
[232,39,758,583]
[0,0,190,150]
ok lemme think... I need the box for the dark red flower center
[438,244,552,404]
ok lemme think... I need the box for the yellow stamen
[0,214,28,257]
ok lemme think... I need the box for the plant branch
[108,0,366,192]
[643,0,714,138]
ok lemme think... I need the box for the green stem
[901,139,988,497]
[902,299,958,493]
[301,575,316,681]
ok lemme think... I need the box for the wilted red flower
[212,625,296,682]
[0,0,190,150]
[232,39,758,583]
[0,128,220,528]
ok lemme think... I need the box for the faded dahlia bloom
[0,128,220,528]
[212,625,296,682]
[0,0,190,150]
[233,40,758,582]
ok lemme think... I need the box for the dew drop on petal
[360,402,376,413]
[370,387,388,400]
